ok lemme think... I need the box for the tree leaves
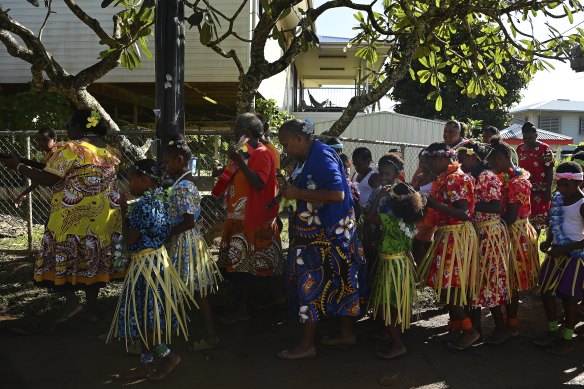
[187,12,204,29]
[200,23,213,45]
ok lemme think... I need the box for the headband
[168,139,186,146]
[422,148,456,158]
[133,162,163,181]
[380,158,404,172]
[329,143,344,150]
[555,172,584,181]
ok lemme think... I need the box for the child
[108,159,193,381]
[418,142,480,351]
[352,147,380,212]
[14,127,57,207]
[367,182,424,359]
[163,137,223,352]
[458,141,512,344]
[411,148,437,264]
[340,153,360,206]
[536,162,584,355]
[487,137,539,336]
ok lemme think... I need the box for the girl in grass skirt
[108,159,193,381]
[417,142,480,351]
[164,136,223,353]
[487,137,539,336]
[536,162,584,355]
[458,141,512,345]
[367,177,424,360]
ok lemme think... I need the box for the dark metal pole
[155,0,185,161]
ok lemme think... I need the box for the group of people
[1,109,583,381]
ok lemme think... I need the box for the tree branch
[38,0,53,40]
[63,0,112,44]
[0,30,35,63]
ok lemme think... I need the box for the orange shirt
[265,142,280,170]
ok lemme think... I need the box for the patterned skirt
[530,190,551,230]
[418,221,479,306]
[107,246,194,350]
[473,219,511,308]
[287,217,366,323]
[219,218,283,276]
[540,255,584,299]
[368,252,416,330]
[508,218,540,291]
[168,229,223,298]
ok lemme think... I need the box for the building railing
[295,87,364,112]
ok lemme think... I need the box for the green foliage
[255,98,294,132]
[97,0,155,70]
[391,25,529,129]
[0,91,71,131]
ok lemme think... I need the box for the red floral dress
[473,170,509,307]
[517,142,554,229]
[500,168,537,290]
[425,163,475,290]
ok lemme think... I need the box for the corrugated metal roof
[501,123,573,145]
[317,35,351,43]
[510,99,584,113]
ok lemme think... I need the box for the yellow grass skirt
[169,230,223,298]
[508,218,539,291]
[107,246,196,350]
[473,219,511,307]
[368,252,417,331]
[418,221,479,306]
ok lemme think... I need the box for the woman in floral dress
[1,109,123,323]
[517,121,555,231]
[458,141,512,344]
[418,142,480,351]
[276,119,366,360]
[488,137,539,336]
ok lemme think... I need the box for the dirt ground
[1,255,584,389]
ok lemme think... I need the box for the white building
[510,99,584,144]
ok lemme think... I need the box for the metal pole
[155,0,185,161]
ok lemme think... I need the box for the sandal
[187,338,221,353]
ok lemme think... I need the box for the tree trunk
[71,87,146,159]
[235,74,262,114]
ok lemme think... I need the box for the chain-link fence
[0,130,425,254]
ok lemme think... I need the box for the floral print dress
[35,140,123,288]
[288,141,366,323]
[424,163,475,290]
[116,190,176,339]
[473,170,509,308]
[517,142,554,229]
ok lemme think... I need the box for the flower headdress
[421,147,456,158]
[302,119,315,135]
[168,139,186,146]
[86,110,101,128]
[555,172,584,181]
[133,161,163,182]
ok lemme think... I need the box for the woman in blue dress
[277,119,366,360]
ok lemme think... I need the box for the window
[511,116,527,125]
[538,115,561,133]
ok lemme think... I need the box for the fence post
[25,135,33,253]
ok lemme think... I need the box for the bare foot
[448,329,480,351]
[485,327,512,345]
[507,325,520,337]
[533,331,561,347]
[377,344,407,360]
[187,337,221,353]
[55,303,84,324]
[547,339,575,356]
[147,353,181,381]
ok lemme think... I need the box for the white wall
[515,111,583,143]
[0,1,251,84]
[312,111,444,145]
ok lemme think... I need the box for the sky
[313,1,584,110]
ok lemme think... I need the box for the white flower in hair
[302,119,315,135]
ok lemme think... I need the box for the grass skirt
[169,229,223,298]
[473,219,511,308]
[368,252,416,331]
[418,221,478,306]
[107,247,195,350]
[508,218,539,291]
[540,255,584,299]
